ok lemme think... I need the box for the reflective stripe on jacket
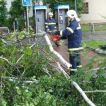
[61,19,82,50]
[45,18,57,32]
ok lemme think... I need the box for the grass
[84,40,106,48]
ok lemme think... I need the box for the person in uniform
[56,10,83,73]
[45,12,57,33]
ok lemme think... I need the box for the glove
[54,31,60,35]
[61,35,67,39]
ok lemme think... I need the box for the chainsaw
[47,31,61,46]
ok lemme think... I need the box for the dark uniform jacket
[61,19,83,51]
[45,18,57,32]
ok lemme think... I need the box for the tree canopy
[9,0,25,30]
[0,0,7,26]
[43,0,84,13]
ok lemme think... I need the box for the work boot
[70,69,77,75]
[77,65,82,68]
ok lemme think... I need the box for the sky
[5,0,14,11]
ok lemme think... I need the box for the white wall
[81,0,106,23]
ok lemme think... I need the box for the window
[83,2,89,14]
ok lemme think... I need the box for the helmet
[66,10,78,19]
[48,12,53,16]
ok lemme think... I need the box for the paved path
[83,31,106,41]
[54,45,98,68]
[54,31,106,68]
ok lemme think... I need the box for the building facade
[81,0,106,23]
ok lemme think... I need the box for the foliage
[0,42,54,78]
[0,0,8,26]
[84,40,106,48]
[0,36,106,105]
[8,0,25,30]
[43,0,84,13]
[6,27,35,41]
[1,68,106,106]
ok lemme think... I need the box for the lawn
[84,40,106,48]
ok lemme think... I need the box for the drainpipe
[75,0,77,12]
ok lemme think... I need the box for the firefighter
[45,12,61,46]
[56,10,83,73]
[45,12,57,33]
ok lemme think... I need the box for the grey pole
[26,6,29,34]
[74,0,77,12]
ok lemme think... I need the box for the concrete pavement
[83,31,106,41]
